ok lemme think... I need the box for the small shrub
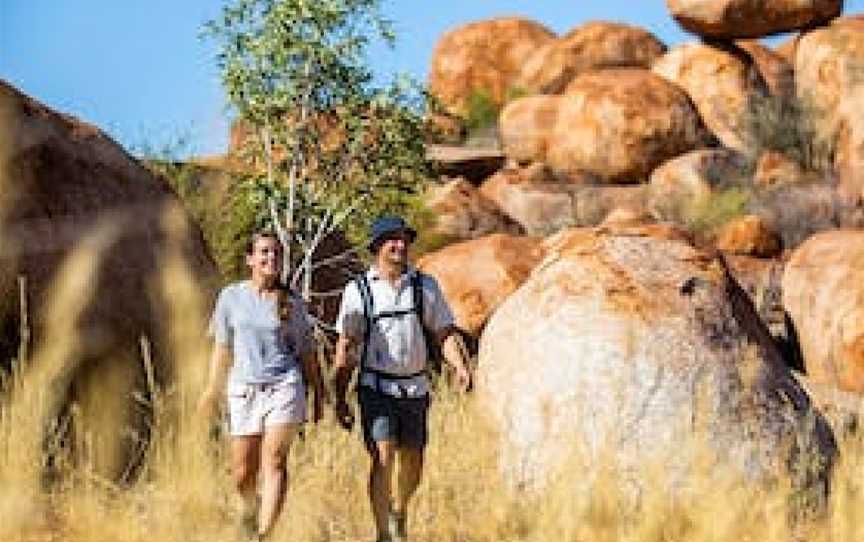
[463,89,499,134]
[686,187,752,235]
[745,92,835,175]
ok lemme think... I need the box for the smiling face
[246,234,283,284]
[376,230,412,270]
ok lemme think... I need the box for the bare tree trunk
[261,122,292,285]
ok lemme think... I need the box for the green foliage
[204,0,432,294]
[462,85,531,146]
[505,85,530,102]
[685,187,752,235]
[744,92,835,175]
[463,89,499,135]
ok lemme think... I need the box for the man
[332,216,472,542]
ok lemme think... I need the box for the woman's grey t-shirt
[209,281,313,385]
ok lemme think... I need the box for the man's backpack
[353,271,442,379]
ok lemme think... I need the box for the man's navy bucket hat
[369,216,417,252]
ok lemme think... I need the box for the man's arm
[438,326,472,392]
[301,348,326,423]
[332,334,358,429]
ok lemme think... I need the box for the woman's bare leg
[258,423,300,537]
[231,435,262,530]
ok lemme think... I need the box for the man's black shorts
[358,386,430,450]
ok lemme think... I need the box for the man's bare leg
[369,439,397,540]
[392,447,423,540]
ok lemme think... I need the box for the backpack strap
[412,271,444,373]
[355,271,433,396]
[412,272,424,320]
[354,273,374,374]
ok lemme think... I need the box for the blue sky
[3,1,863,157]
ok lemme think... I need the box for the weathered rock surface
[749,183,864,248]
[425,178,523,241]
[498,95,561,166]
[795,17,864,143]
[836,87,864,203]
[735,40,795,99]
[723,255,790,356]
[652,43,762,152]
[715,214,782,258]
[426,144,506,184]
[666,0,841,39]
[516,21,666,94]
[478,224,835,495]
[428,17,555,119]
[479,164,578,235]
[795,374,864,440]
[753,150,806,187]
[648,149,748,221]
[417,234,544,337]
[555,69,707,181]
[0,81,218,480]
[601,205,655,227]
[480,163,580,235]
[783,230,864,393]
[479,164,649,234]
[572,185,651,227]
[501,70,706,181]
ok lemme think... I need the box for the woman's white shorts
[226,376,306,436]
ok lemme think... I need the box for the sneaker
[388,510,407,542]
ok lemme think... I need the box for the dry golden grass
[2,220,864,542]
[3,370,864,542]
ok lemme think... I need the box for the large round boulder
[498,95,561,166]
[516,21,666,95]
[0,81,218,480]
[428,17,555,120]
[477,224,835,494]
[417,234,544,338]
[652,43,763,152]
[795,16,864,143]
[666,0,841,39]
[836,86,864,203]
[501,71,706,182]
[556,69,705,181]
[783,230,864,393]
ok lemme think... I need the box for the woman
[198,231,324,540]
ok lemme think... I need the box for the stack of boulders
[419,1,864,496]
[423,1,864,339]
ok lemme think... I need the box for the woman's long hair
[246,231,292,322]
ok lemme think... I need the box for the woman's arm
[197,342,232,417]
